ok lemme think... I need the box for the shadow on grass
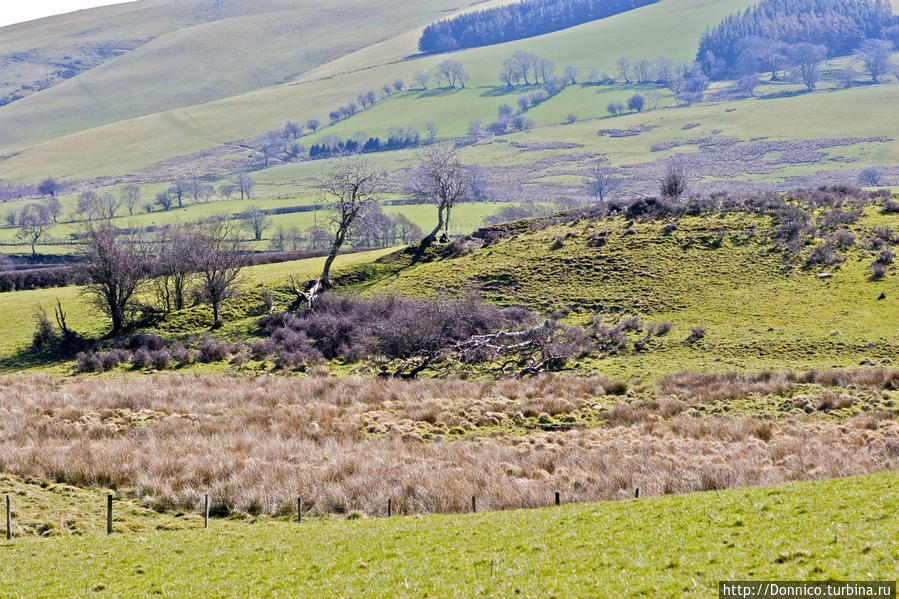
[413,87,465,99]
[759,88,814,100]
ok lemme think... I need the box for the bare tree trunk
[212,301,222,329]
[428,205,445,241]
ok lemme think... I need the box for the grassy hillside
[0,0,492,151]
[1,472,896,596]
[0,0,757,182]
[348,194,899,378]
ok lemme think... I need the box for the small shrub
[128,334,166,352]
[661,222,678,235]
[806,242,844,268]
[248,339,276,360]
[76,351,104,373]
[870,226,895,245]
[686,326,706,343]
[170,342,193,364]
[31,307,59,350]
[99,349,130,370]
[149,349,172,370]
[829,230,855,250]
[132,348,152,369]
[648,322,672,336]
[871,261,888,279]
[876,249,895,265]
[620,316,643,332]
[198,335,231,362]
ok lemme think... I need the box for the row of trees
[697,0,896,77]
[418,0,657,53]
[308,125,437,159]
[79,218,245,331]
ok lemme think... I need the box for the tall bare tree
[18,204,52,255]
[80,222,148,332]
[302,156,384,305]
[236,173,255,200]
[98,192,120,220]
[411,145,469,242]
[194,218,245,328]
[856,39,894,83]
[42,196,62,223]
[241,205,272,241]
[153,226,196,312]
[121,185,140,216]
[585,160,621,202]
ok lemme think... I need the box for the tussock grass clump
[0,372,895,518]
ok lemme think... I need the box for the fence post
[297,497,302,523]
[555,491,560,506]
[5,495,10,540]
[387,498,392,517]
[204,494,209,529]
[106,494,113,535]
[471,496,477,513]
[635,487,640,499]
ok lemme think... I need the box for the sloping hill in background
[0,0,500,150]
[0,0,756,182]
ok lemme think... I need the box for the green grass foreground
[1,472,896,597]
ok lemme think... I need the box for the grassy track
[0,471,895,597]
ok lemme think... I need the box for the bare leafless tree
[236,173,255,200]
[42,196,62,223]
[586,160,621,202]
[298,156,384,306]
[18,204,52,255]
[121,185,140,216]
[410,145,469,242]
[660,159,688,199]
[80,222,148,332]
[241,205,271,241]
[98,192,120,220]
[153,226,196,312]
[218,184,237,201]
[194,218,245,328]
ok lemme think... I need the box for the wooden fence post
[106,494,113,535]
[387,498,392,517]
[297,497,302,523]
[471,496,477,513]
[5,495,10,540]
[555,491,560,506]
[204,494,209,529]
[635,487,640,498]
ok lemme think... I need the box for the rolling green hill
[0,0,758,182]
[0,0,510,152]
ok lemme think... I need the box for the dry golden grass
[0,373,896,518]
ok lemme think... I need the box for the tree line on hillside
[697,0,896,78]
[418,0,659,54]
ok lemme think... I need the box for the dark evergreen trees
[418,0,658,54]
[697,0,895,77]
